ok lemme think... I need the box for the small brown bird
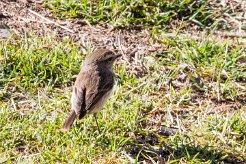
[62,49,121,131]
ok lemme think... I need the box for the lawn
[0,0,245,163]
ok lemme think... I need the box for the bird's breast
[88,89,113,114]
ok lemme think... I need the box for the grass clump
[45,0,215,29]
[155,38,245,102]
[0,36,83,91]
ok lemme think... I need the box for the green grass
[0,36,83,90]
[45,0,217,29]
[0,34,245,163]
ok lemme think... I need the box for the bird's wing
[85,71,114,114]
[71,73,87,118]
[71,70,114,119]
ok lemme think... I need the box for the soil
[0,0,165,57]
[1,0,245,53]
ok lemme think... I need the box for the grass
[0,33,245,163]
[0,36,82,90]
[44,0,218,29]
[0,0,245,163]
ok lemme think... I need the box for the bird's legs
[93,113,101,134]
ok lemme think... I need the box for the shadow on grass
[124,132,245,163]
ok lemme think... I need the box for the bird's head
[85,49,121,70]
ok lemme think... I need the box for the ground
[0,0,246,163]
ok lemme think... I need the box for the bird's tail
[62,110,77,131]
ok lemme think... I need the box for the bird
[62,49,121,132]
